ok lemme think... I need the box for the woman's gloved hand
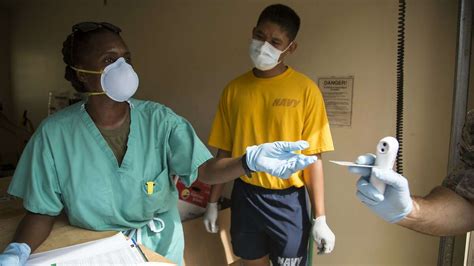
[203,202,219,233]
[348,154,413,223]
[245,140,317,179]
[0,242,31,266]
[311,216,335,254]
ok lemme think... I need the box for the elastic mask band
[281,41,293,53]
[276,41,293,64]
[84,91,106,96]
[70,66,103,75]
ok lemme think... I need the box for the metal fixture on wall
[438,0,472,265]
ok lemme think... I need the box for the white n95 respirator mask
[249,39,292,71]
[71,57,139,102]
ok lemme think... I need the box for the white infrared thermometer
[370,136,399,194]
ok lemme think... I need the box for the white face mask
[249,39,292,71]
[71,57,139,102]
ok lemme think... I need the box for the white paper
[329,160,374,168]
[137,263,175,266]
[27,232,147,266]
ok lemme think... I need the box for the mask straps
[281,41,294,54]
[70,65,103,74]
[69,66,106,96]
[85,91,106,96]
[276,41,294,65]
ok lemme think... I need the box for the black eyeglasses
[72,22,121,34]
[69,22,122,67]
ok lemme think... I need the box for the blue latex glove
[247,140,318,179]
[246,140,317,179]
[0,243,31,266]
[348,154,413,223]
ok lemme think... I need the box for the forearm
[303,154,325,217]
[209,184,225,202]
[397,186,474,236]
[12,211,56,252]
[198,148,243,185]
[207,149,231,200]
[198,156,245,185]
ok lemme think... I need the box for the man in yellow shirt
[204,4,335,266]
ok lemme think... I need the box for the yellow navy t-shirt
[208,67,334,189]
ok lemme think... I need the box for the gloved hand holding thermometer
[369,137,399,194]
[331,137,413,223]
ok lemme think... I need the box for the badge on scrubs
[146,181,155,195]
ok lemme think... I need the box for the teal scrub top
[8,98,213,264]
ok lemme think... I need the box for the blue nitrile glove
[348,154,413,223]
[245,140,317,179]
[0,243,31,266]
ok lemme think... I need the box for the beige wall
[7,0,458,265]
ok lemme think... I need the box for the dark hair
[61,22,121,92]
[257,4,300,41]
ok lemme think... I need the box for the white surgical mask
[71,57,139,102]
[249,39,292,71]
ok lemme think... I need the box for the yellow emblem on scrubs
[146,182,155,195]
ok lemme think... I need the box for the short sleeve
[8,126,63,216]
[208,88,232,151]
[167,117,213,187]
[302,83,335,155]
[442,112,474,200]
[442,164,474,201]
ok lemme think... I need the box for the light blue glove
[0,243,31,266]
[246,140,317,179]
[312,216,335,254]
[348,154,413,223]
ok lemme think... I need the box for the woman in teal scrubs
[0,22,316,266]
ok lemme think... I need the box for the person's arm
[12,211,56,252]
[304,154,335,254]
[197,155,245,185]
[350,154,474,236]
[303,153,325,217]
[208,149,232,203]
[198,141,317,185]
[202,149,231,233]
[0,211,56,265]
[398,186,474,236]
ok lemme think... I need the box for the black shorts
[230,179,311,266]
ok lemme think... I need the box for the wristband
[241,153,254,178]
